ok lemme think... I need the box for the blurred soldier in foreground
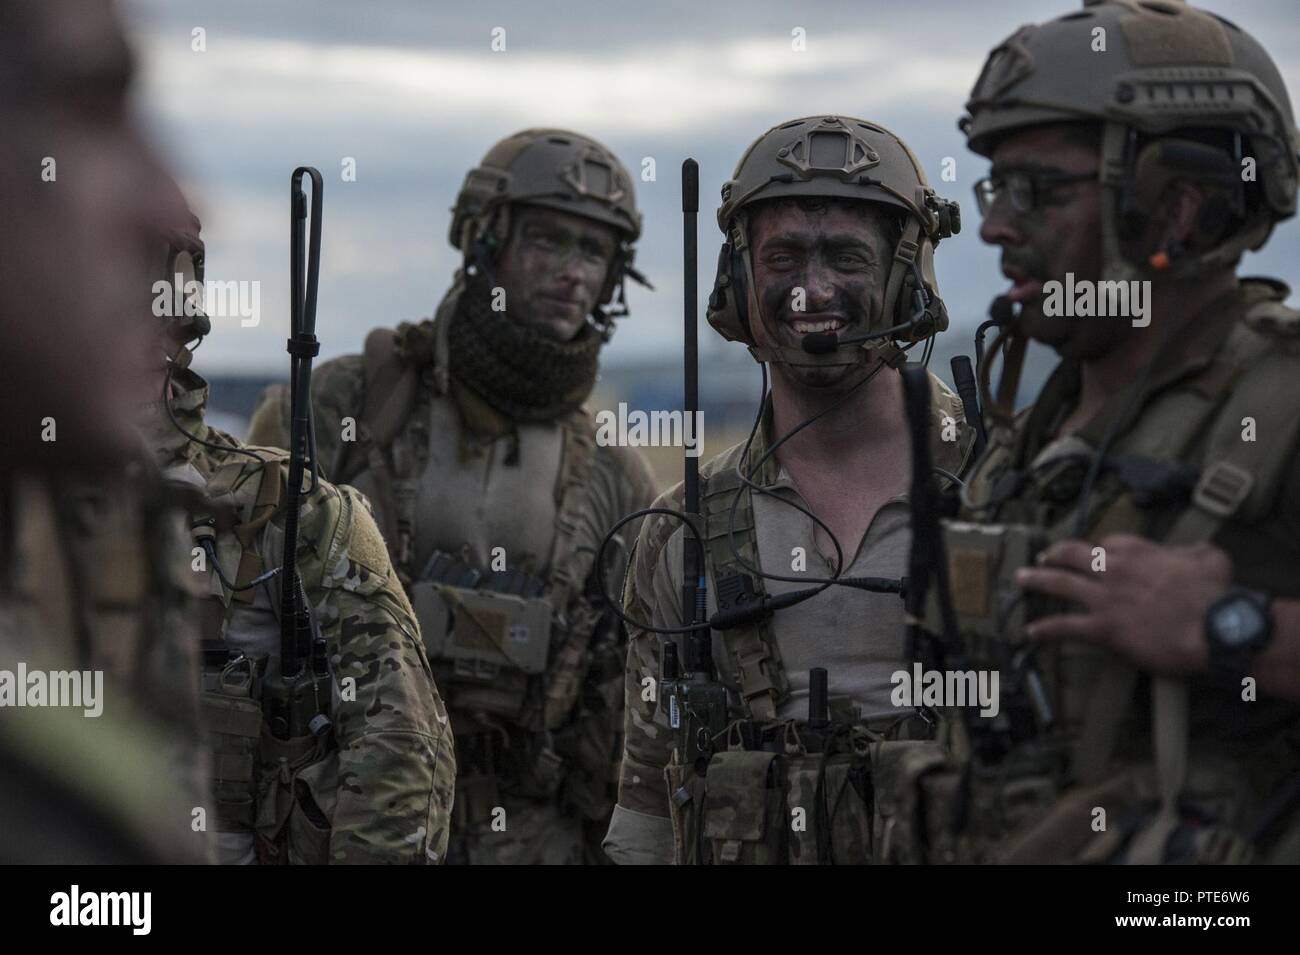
[248,129,657,864]
[141,213,456,864]
[0,0,210,863]
[896,0,1300,864]
[605,115,973,864]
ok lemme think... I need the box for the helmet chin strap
[1100,122,1146,288]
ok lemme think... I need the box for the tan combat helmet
[449,128,648,337]
[707,115,960,368]
[962,0,1300,282]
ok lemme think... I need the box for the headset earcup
[706,241,751,344]
[729,244,750,338]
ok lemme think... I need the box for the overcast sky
[120,0,1300,375]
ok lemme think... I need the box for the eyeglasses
[973,169,1099,216]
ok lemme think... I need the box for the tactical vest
[666,426,966,864]
[906,279,1300,864]
[180,446,338,866]
[332,312,618,827]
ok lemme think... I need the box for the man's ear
[1148,181,1206,253]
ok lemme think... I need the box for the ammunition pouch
[200,653,264,831]
[669,719,925,865]
[452,720,567,819]
[256,725,337,866]
[930,520,1058,650]
[886,742,1263,864]
[415,545,620,814]
[453,771,503,830]
[412,580,552,721]
[697,749,789,865]
[202,645,337,865]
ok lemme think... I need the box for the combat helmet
[961,0,1300,281]
[449,128,648,337]
[707,115,960,368]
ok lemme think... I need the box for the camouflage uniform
[247,129,658,864]
[609,382,974,864]
[605,115,971,864]
[248,297,656,864]
[904,283,1300,865]
[890,1,1300,864]
[142,368,455,864]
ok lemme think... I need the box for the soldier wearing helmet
[896,0,1300,864]
[604,115,974,865]
[246,128,658,864]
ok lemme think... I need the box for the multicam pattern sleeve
[294,474,456,863]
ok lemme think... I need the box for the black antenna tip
[682,159,699,213]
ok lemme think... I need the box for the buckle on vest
[1192,461,1254,518]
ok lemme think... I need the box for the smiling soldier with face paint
[604,115,974,865]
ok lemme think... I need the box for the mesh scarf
[444,274,602,422]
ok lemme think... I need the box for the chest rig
[912,280,1300,864]
[183,442,338,865]
[665,434,958,865]
[335,311,615,825]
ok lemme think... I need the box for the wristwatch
[1204,587,1274,680]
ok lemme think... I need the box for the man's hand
[1014,534,1232,675]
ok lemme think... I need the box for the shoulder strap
[332,327,428,580]
[204,454,285,606]
[545,409,599,610]
[700,452,790,722]
[332,327,419,484]
[536,410,603,730]
[1072,319,1300,860]
[1132,331,1300,862]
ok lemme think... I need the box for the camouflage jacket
[143,368,456,864]
[0,466,213,863]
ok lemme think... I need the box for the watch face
[1212,598,1266,648]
